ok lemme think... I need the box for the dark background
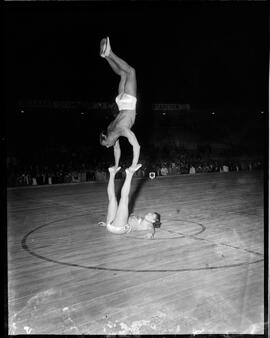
[4,2,268,163]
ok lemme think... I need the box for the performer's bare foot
[108,166,121,174]
[126,164,142,175]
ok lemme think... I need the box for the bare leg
[105,166,121,224]
[108,51,133,74]
[112,164,142,227]
[103,58,126,94]
[105,56,124,76]
[102,38,137,96]
[107,51,137,96]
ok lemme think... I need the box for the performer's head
[99,131,117,148]
[144,212,161,228]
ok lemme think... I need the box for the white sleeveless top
[115,92,137,111]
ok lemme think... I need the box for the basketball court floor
[7,170,264,334]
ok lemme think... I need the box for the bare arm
[139,227,155,239]
[121,129,140,167]
[113,139,121,168]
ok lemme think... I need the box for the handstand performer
[99,37,140,169]
[99,165,161,239]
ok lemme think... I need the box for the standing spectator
[223,164,229,172]
[160,164,168,176]
[189,165,196,175]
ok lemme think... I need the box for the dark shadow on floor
[129,174,150,214]
[115,169,151,214]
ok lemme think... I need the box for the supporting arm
[121,129,140,168]
[113,139,121,168]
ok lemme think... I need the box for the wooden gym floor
[7,170,264,334]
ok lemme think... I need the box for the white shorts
[106,222,131,234]
[115,92,137,111]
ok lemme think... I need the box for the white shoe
[100,38,107,58]
[104,37,111,57]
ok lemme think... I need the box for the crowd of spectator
[6,151,263,187]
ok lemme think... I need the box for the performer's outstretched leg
[112,164,142,228]
[101,37,137,96]
[98,166,120,227]
[106,166,121,224]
